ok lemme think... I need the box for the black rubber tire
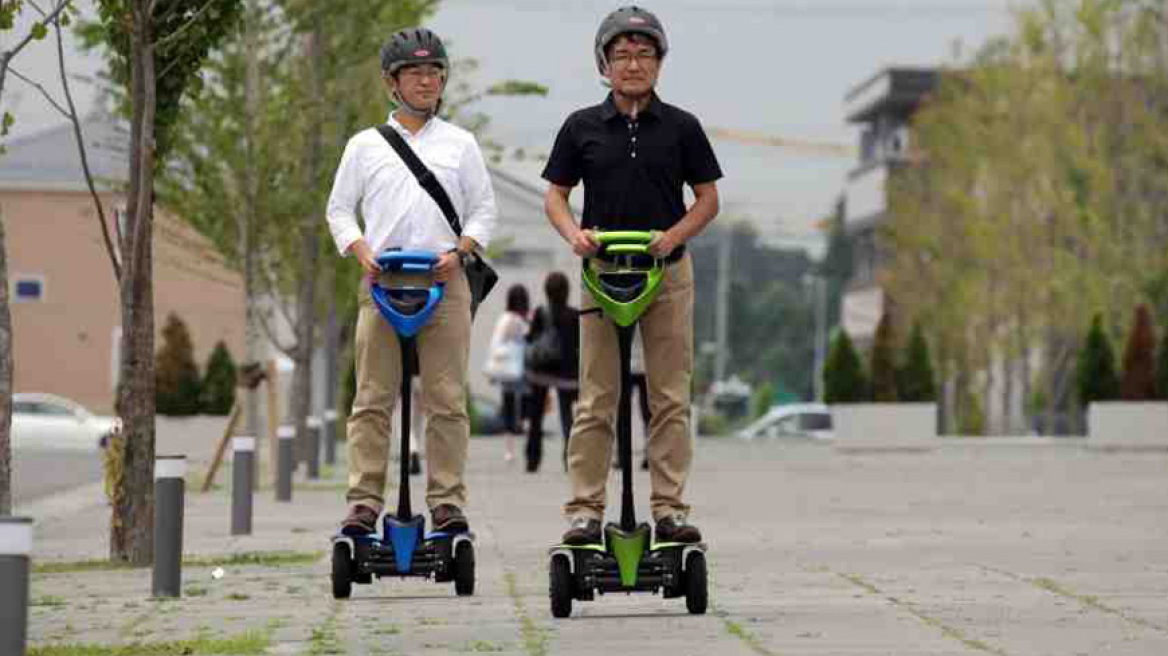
[454,541,475,596]
[331,543,353,600]
[684,551,708,615]
[549,555,573,618]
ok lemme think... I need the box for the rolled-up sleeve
[459,140,497,250]
[325,137,366,256]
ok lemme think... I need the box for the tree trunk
[0,215,13,515]
[292,24,322,463]
[243,0,262,440]
[111,0,157,565]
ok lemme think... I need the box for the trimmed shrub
[869,311,898,402]
[1156,322,1168,400]
[1120,304,1157,400]
[898,321,937,402]
[156,313,202,416]
[201,341,237,415]
[1075,313,1120,408]
[824,328,868,404]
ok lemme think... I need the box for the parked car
[738,403,833,441]
[12,393,119,451]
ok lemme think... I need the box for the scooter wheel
[549,554,573,618]
[684,551,708,615]
[331,542,353,600]
[454,540,475,596]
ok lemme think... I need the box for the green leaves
[30,20,46,40]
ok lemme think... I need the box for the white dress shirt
[326,112,497,257]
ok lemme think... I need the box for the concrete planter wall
[1087,402,1168,451]
[832,402,938,452]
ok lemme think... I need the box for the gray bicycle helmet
[594,6,668,75]
[381,27,449,76]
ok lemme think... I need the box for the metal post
[152,456,186,598]
[0,517,32,656]
[323,409,338,466]
[306,416,322,480]
[276,425,294,502]
[231,437,255,536]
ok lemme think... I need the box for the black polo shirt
[542,92,723,233]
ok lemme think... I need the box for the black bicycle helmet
[381,27,449,76]
[594,6,668,75]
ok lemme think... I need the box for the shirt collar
[600,91,662,122]
[387,110,438,137]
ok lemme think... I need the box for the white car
[11,393,119,451]
[738,403,833,441]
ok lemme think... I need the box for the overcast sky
[2,0,1020,250]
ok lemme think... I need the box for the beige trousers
[347,269,472,512]
[564,253,695,522]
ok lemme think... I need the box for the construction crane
[706,126,854,158]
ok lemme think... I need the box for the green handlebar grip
[604,244,651,255]
[595,230,654,244]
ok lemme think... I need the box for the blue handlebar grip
[376,249,439,273]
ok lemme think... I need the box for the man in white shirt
[326,27,497,536]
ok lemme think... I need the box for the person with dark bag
[541,6,722,545]
[523,272,581,473]
[325,27,497,538]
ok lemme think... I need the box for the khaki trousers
[347,269,472,512]
[564,253,695,522]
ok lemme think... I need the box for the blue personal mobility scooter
[331,250,475,599]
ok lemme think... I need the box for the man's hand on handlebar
[571,228,601,258]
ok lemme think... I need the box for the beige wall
[5,189,245,414]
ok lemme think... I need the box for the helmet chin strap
[392,89,440,118]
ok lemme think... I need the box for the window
[799,412,832,431]
[12,275,44,302]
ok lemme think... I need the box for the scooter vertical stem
[324,409,338,466]
[153,456,187,598]
[397,336,417,521]
[276,426,294,502]
[231,437,255,536]
[617,325,636,532]
[0,517,32,655]
[306,416,322,480]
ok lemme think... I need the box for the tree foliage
[1076,313,1120,407]
[898,320,937,402]
[824,329,868,404]
[1120,304,1157,400]
[155,313,201,415]
[201,340,236,415]
[884,0,1168,429]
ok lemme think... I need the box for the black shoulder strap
[375,124,463,236]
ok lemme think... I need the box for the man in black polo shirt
[541,5,722,545]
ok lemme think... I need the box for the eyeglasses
[609,51,658,68]
[399,65,446,81]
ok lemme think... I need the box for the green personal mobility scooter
[548,231,708,618]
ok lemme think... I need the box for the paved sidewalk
[22,422,1168,655]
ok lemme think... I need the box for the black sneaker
[341,504,379,536]
[431,504,469,534]
[561,516,602,545]
[655,513,701,543]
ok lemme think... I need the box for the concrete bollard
[0,517,32,656]
[323,409,338,466]
[306,416,322,480]
[276,425,294,503]
[231,437,255,536]
[153,456,186,598]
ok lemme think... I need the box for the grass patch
[34,550,321,575]
[503,572,549,656]
[28,631,269,656]
[32,596,67,608]
[184,586,209,597]
[225,593,250,601]
[462,640,506,652]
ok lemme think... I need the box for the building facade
[840,67,939,345]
